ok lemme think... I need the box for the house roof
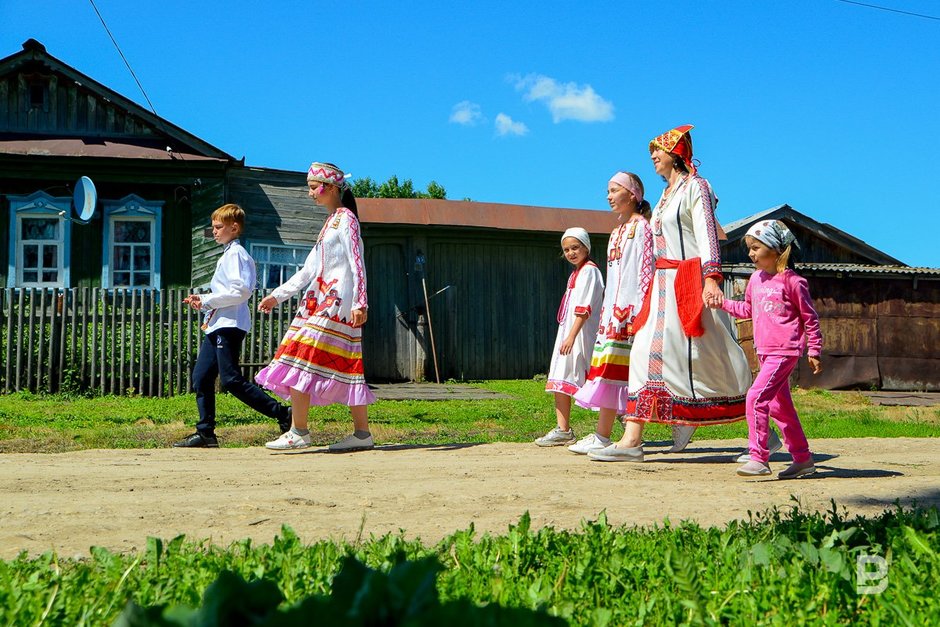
[723,263,940,278]
[0,135,228,161]
[357,197,619,235]
[0,39,235,162]
[723,204,903,265]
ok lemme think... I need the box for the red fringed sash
[631,257,704,338]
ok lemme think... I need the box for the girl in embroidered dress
[256,162,377,452]
[710,220,822,479]
[535,228,604,447]
[568,173,653,455]
[590,126,752,462]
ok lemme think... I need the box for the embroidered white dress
[545,261,604,396]
[255,207,376,407]
[575,215,653,412]
[626,177,751,425]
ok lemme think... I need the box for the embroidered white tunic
[574,215,653,412]
[626,177,751,425]
[255,207,375,407]
[269,207,368,317]
[545,261,604,396]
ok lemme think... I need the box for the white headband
[561,227,591,252]
[745,220,798,252]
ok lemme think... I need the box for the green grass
[0,380,937,452]
[1,504,938,625]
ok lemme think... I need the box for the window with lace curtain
[249,243,309,290]
[102,195,163,289]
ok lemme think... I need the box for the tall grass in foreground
[1,504,937,625]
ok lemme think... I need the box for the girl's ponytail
[777,242,797,273]
[341,187,359,218]
[638,199,652,221]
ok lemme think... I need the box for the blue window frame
[7,191,71,288]
[102,195,163,289]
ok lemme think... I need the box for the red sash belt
[631,257,705,338]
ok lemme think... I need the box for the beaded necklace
[653,175,688,235]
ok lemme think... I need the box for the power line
[834,0,940,21]
[87,0,193,164]
[87,0,160,117]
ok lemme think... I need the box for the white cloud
[511,73,614,123]
[449,100,484,126]
[494,113,528,136]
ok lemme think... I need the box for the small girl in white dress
[535,228,604,447]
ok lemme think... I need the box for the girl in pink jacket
[711,220,823,479]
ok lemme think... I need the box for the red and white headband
[307,162,350,187]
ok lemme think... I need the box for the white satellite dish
[71,176,97,224]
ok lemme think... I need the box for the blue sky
[2,0,938,267]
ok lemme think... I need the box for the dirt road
[2,438,937,559]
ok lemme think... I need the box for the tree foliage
[352,175,446,199]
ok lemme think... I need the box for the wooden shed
[223,168,618,381]
[721,206,939,391]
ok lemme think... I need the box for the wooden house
[721,206,940,391]
[0,39,620,388]
[0,39,237,291]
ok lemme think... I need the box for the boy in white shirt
[173,204,291,448]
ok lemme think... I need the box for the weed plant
[1,504,937,625]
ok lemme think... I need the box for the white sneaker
[737,460,772,476]
[778,460,816,480]
[668,425,696,453]
[567,433,611,455]
[535,427,576,447]
[588,444,645,462]
[735,430,783,463]
[328,433,375,453]
[265,430,311,450]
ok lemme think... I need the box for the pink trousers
[747,354,812,464]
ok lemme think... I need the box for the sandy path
[1,438,938,559]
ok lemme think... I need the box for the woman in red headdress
[589,126,752,462]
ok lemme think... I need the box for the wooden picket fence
[0,288,301,396]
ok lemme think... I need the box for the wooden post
[90,287,98,392]
[148,290,157,396]
[56,290,68,393]
[158,289,165,397]
[79,288,87,391]
[108,289,117,395]
[421,277,440,384]
[26,288,36,392]
[119,289,127,395]
[14,289,25,391]
[3,290,13,392]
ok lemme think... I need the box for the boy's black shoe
[172,432,219,448]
